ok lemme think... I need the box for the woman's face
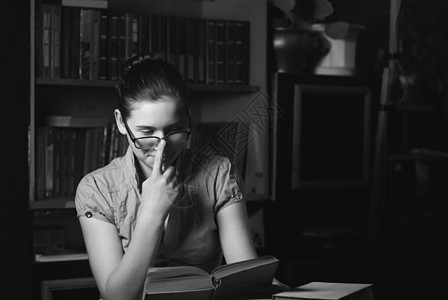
[122,96,190,175]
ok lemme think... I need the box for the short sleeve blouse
[75,147,244,272]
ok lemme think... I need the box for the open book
[143,255,279,300]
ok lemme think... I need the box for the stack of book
[35,0,251,85]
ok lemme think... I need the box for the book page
[145,266,214,295]
[211,255,278,278]
[211,256,279,300]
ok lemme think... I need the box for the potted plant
[271,0,355,73]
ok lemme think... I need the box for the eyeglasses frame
[123,121,191,150]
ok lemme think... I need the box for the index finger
[152,139,166,175]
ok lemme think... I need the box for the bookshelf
[30,0,259,209]
[28,1,269,298]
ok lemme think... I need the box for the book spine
[235,21,250,85]
[177,16,187,80]
[149,15,167,61]
[127,13,140,60]
[41,3,53,78]
[118,13,127,78]
[98,9,109,80]
[205,19,216,84]
[196,18,206,84]
[70,7,81,78]
[60,6,72,78]
[98,125,108,166]
[35,0,43,77]
[51,4,61,78]
[44,127,54,198]
[186,17,196,83]
[79,8,92,80]
[226,20,235,85]
[138,14,149,55]
[36,126,46,199]
[66,128,77,196]
[74,129,86,193]
[215,19,226,85]
[83,129,92,175]
[108,12,119,81]
[90,9,101,80]
[167,15,178,70]
[59,128,69,197]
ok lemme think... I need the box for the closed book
[70,6,81,78]
[36,126,47,199]
[98,9,109,80]
[215,20,226,85]
[51,4,61,78]
[41,3,53,78]
[186,17,197,83]
[137,14,149,55]
[167,15,178,70]
[79,8,92,80]
[117,13,127,77]
[177,16,188,80]
[66,128,78,196]
[196,18,207,83]
[61,0,108,9]
[127,13,141,60]
[205,19,216,84]
[233,21,250,85]
[272,282,374,300]
[108,12,119,80]
[52,127,63,197]
[44,127,55,198]
[60,6,72,78]
[149,15,168,61]
[225,20,235,85]
[90,8,101,80]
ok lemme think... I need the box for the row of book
[34,116,252,201]
[35,0,251,85]
[35,117,128,199]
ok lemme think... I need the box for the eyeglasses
[123,121,191,150]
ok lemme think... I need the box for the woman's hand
[140,140,178,218]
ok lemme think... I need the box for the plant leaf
[313,0,334,20]
[324,21,350,39]
[272,0,296,14]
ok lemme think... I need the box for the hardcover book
[272,282,373,300]
[144,255,279,300]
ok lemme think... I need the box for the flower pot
[273,27,330,73]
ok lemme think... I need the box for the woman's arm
[216,201,258,263]
[79,140,175,300]
[79,215,164,300]
[217,201,291,296]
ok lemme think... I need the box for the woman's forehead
[129,97,188,125]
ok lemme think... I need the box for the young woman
[75,53,288,300]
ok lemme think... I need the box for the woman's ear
[114,109,127,135]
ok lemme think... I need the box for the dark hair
[116,53,190,120]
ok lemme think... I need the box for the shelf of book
[36,77,259,93]
[35,1,251,87]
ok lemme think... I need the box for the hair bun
[124,53,160,72]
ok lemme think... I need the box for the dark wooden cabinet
[265,72,374,287]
